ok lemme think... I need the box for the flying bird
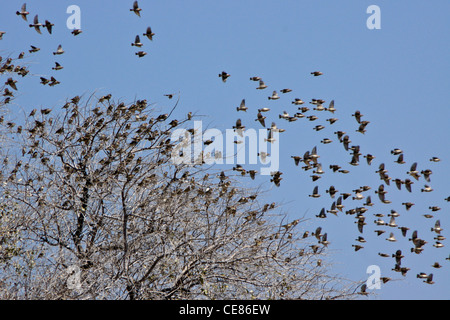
[48,76,60,86]
[420,169,432,182]
[292,98,305,105]
[394,154,405,164]
[326,100,336,113]
[44,20,54,34]
[135,51,147,57]
[255,112,266,127]
[219,71,230,82]
[256,79,268,90]
[29,15,42,34]
[404,179,413,192]
[407,162,420,180]
[423,274,434,284]
[52,62,63,70]
[137,28,153,43]
[29,45,40,53]
[130,1,142,17]
[352,110,363,124]
[16,3,29,21]
[316,208,326,218]
[391,148,403,155]
[40,77,50,85]
[5,78,18,91]
[431,220,442,234]
[236,99,247,112]
[131,35,143,47]
[309,186,320,198]
[268,91,280,100]
[71,29,82,36]
[311,71,323,76]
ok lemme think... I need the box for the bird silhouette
[44,20,54,34]
[219,71,230,82]
[71,29,82,36]
[135,51,147,58]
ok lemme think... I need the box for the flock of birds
[1,1,449,297]
[0,2,154,97]
[218,71,449,292]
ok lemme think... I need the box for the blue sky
[1,1,449,299]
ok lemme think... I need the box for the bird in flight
[53,44,64,55]
[71,29,82,36]
[130,1,142,17]
[131,35,143,47]
[29,15,42,34]
[143,27,155,40]
[44,20,54,34]
[219,71,230,82]
[135,51,147,58]
[16,3,29,21]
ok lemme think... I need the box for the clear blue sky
[1,0,449,299]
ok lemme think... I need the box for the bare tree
[0,95,361,299]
